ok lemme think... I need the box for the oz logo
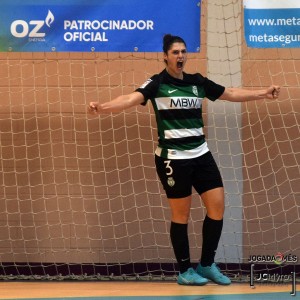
[10,10,54,39]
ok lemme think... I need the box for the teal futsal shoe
[177,267,209,286]
[196,263,231,285]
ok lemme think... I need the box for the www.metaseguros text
[248,34,300,44]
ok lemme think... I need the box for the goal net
[0,0,299,281]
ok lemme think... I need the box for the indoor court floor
[0,282,296,300]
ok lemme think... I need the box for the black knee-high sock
[170,222,192,274]
[200,215,223,267]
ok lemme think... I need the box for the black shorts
[155,151,223,198]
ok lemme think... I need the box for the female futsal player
[88,34,280,286]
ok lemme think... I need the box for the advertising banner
[244,0,300,48]
[0,0,201,52]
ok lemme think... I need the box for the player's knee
[206,204,224,220]
[171,210,190,223]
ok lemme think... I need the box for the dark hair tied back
[163,34,186,53]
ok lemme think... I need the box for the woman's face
[164,42,187,79]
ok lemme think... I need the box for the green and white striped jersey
[136,69,225,159]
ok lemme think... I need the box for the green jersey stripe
[161,118,204,130]
[160,136,206,151]
[157,84,206,99]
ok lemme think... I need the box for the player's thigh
[201,187,225,220]
[168,195,192,223]
[192,151,224,195]
[191,152,224,219]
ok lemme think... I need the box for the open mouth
[177,61,183,68]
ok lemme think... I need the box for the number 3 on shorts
[164,160,173,176]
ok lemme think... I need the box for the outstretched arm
[219,85,280,102]
[88,91,145,114]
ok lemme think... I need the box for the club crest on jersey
[192,86,198,96]
[167,177,175,187]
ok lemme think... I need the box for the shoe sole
[177,281,208,286]
[198,275,231,285]
[211,280,231,285]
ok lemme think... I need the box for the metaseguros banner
[244,0,300,48]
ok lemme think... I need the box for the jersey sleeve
[135,75,160,106]
[196,74,225,101]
